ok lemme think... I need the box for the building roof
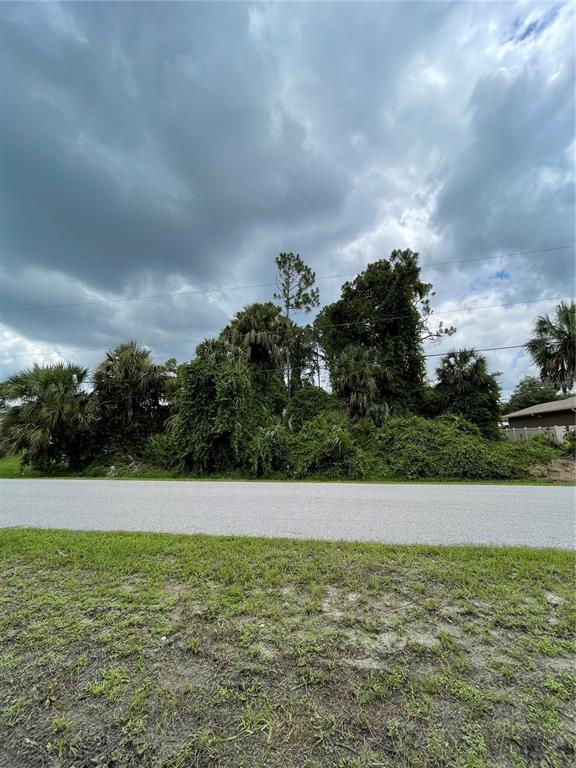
[504,395,576,420]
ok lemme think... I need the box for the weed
[0,529,574,767]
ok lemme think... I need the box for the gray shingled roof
[504,395,576,420]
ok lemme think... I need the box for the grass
[1,529,575,767]
[0,454,570,485]
[0,454,29,478]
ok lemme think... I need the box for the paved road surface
[1,479,574,548]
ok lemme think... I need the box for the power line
[311,294,575,332]
[1,292,572,363]
[1,245,573,314]
[70,342,547,386]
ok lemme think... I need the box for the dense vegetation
[1,252,573,480]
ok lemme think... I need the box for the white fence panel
[502,425,574,443]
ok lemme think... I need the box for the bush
[144,432,180,470]
[250,421,291,477]
[495,436,564,473]
[561,429,576,457]
[284,384,341,431]
[172,358,267,474]
[291,412,369,479]
[376,415,561,480]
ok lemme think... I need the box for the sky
[0,0,574,397]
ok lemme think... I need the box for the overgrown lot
[1,530,574,767]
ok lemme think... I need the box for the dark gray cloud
[0,1,574,393]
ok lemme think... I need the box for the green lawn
[1,530,574,767]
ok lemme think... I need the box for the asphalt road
[1,479,574,548]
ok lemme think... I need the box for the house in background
[503,395,576,442]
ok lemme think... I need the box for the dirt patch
[157,657,215,692]
[530,457,576,483]
[2,531,575,768]
[321,586,344,619]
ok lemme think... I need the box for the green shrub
[250,421,291,477]
[172,358,267,474]
[495,436,563,472]
[144,432,180,470]
[561,429,576,457]
[376,416,561,480]
[284,384,341,431]
[291,412,369,479]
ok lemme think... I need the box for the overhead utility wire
[1,292,573,363]
[1,245,573,314]
[73,341,568,386]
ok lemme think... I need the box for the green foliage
[291,412,369,478]
[2,257,572,484]
[274,252,320,317]
[220,303,288,409]
[285,323,320,393]
[377,415,561,480]
[332,345,381,420]
[497,436,565,473]
[525,300,576,393]
[274,252,320,398]
[504,376,561,414]
[284,383,341,431]
[434,349,501,440]
[316,250,453,409]
[172,357,265,474]
[93,341,175,452]
[221,302,286,373]
[250,420,291,477]
[561,429,576,457]
[143,431,180,470]
[0,362,95,470]
[0,454,26,478]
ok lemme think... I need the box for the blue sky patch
[492,269,510,280]
[507,4,561,43]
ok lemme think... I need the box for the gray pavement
[1,479,574,548]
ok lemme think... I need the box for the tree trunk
[286,346,291,400]
[285,300,291,400]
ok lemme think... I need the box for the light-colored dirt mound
[530,457,576,483]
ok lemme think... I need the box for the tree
[315,250,454,409]
[525,300,576,394]
[273,252,320,398]
[286,323,319,392]
[332,345,380,420]
[284,382,341,431]
[0,362,95,470]
[172,356,264,474]
[93,341,174,451]
[221,302,287,407]
[222,303,285,369]
[434,349,501,439]
[504,376,561,414]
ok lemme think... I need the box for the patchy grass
[1,529,575,767]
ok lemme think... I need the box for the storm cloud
[0,1,574,394]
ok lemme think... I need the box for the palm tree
[435,349,501,438]
[0,362,94,469]
[525,301,576,394]
[436,349,487,394]
[333,345,379,420]
[93,341,172,448]
[222,303,286,372]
